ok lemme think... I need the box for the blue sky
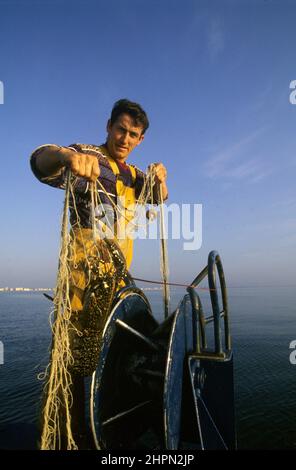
[0,0,295,288]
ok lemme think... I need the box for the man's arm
[153,163,168,200]
[31,144,100,181]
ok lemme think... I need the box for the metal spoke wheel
[90,251,236,450]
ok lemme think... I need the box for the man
[30,99,168,271]
[30,99,168,448]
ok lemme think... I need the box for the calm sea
[0,287,295,450]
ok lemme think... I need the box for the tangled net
[39,162,169,450]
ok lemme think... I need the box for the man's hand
[150,162,168,200]
[60,148,100,182]
[152,162,167,184]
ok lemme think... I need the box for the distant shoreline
[0,288,53,292]
[0,287,164,292]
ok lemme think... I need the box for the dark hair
[110,99,149,134]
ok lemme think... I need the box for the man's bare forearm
[152,163,168,201]
[160,181,168,200]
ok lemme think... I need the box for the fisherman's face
[106,113,145,162]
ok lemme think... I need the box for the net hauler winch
[90,250,236,450]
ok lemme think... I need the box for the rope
[95,166,157,231]
[39,167,132,450]
[158,181,170,319]
[96,162,172,316]
[132,277,216,292]
[40,170,78,450]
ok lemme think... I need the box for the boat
[89,250,236,450]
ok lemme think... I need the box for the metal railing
[187,251,231,360]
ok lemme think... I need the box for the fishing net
[39,162,168,450]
